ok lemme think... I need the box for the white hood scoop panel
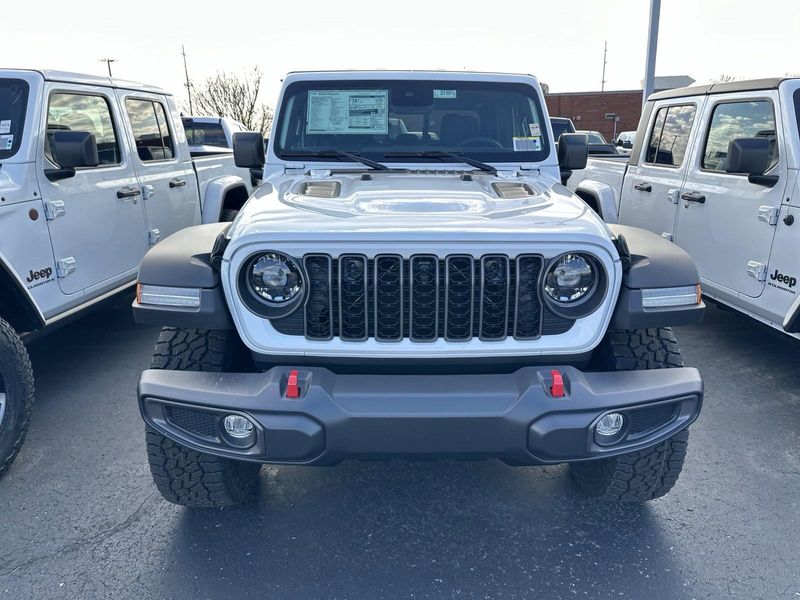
[281,173,555,219]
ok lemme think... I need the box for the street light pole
[642,0,661,106]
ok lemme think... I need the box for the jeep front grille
[271,254,575,342]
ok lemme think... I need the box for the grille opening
[270,254,576,342]
[628,403,679,435]
[165,406,219,439]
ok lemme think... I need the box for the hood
[228,170,613,245]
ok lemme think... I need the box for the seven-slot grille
[290,254,573,342]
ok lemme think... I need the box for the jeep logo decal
[770,269,797,288]
[26,267,53,283]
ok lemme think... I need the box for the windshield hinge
[308,169,332,178]
[518,163,539,171]
[495,170,520,179]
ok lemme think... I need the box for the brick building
[545,90,643,142]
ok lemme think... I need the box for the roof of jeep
[283,70,538,82]
[648,77,796,101]
[4,69,170,95]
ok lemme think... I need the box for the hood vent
[299,181,341,198]
[492,182,537,199]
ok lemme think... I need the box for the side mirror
[724,137,769,175]
[45,131,100,181]
[233,131,266,169]
[622,140,633,149]
[615,139,623,146]
[558,133,588,171]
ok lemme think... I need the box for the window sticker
[307,90,389,135]
[434,89,457,99]
[513,136,541,151]
[0,120,10,134]
[0,134,13,150]
[528,123,541,136]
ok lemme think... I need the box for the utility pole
[642,0,661,105]
[99,58,116,78]
[182,45,194,115]
[601,41,608,92]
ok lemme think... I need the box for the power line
[182,45,193,115]
[99,58,116,78]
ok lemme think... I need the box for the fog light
[596,412,625,437]
[223,414,254,439]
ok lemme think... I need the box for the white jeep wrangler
[134,71,705,507]
[0,69,254,477]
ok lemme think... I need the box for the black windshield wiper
[282,149,390,171]
[383,150,497,175]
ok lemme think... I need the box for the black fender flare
[0,260,44,334]
[134,223,234,329]
[608,224,704,329]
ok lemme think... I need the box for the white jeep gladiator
[568,78,800,340]
[0,69,253,477]
[133,71,705,508]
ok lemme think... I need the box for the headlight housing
[542,252,606,318]
[544,254,597,303]
[240,252,305,317]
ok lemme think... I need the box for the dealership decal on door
[768,269,797,294]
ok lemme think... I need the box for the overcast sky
[5,0,798,109]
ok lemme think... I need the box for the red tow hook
[550,370,565,398]
[286,369,301,399]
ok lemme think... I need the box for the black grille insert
[270,254,576,342]
[628,403,679,435]
[165,406,218,439]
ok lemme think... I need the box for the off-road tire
[570,327,690,502]
[146,328,259,507]
[0,318,35,478]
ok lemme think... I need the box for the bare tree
[710,73,739,83]
[192,67,273,135]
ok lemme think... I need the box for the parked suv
[569,78,800,340]
[0,69,254,476]
[134,71,705,508]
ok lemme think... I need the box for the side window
[702,101,777,172]
[644,104,696,167]
[46,93,120,166]
[183,120,228,148]
[125,98,174,162]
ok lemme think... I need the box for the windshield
[550,119,575,142]
[585,132,606,144]
[0,78,29,160]
[182,119,228,148]
[274,79,550,164]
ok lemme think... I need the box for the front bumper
[138,366,703,466]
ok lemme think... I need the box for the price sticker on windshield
[513,136,541,151]
[433,89,457,99]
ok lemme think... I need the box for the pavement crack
[0,491,157,578]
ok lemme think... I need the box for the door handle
[681,191,706,204]
[116,186,142,199]
[169,178,187,188]
[634,182,652,192]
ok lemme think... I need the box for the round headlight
[247,252,303,305]
[544,253,597,304]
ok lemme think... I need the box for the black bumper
[138,366,703,466]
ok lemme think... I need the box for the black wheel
[220,208,238,222]
[0,317,35,479]
[146,328,259,507]
[570,327,690,502]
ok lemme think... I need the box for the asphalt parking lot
[0,302,798,600]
